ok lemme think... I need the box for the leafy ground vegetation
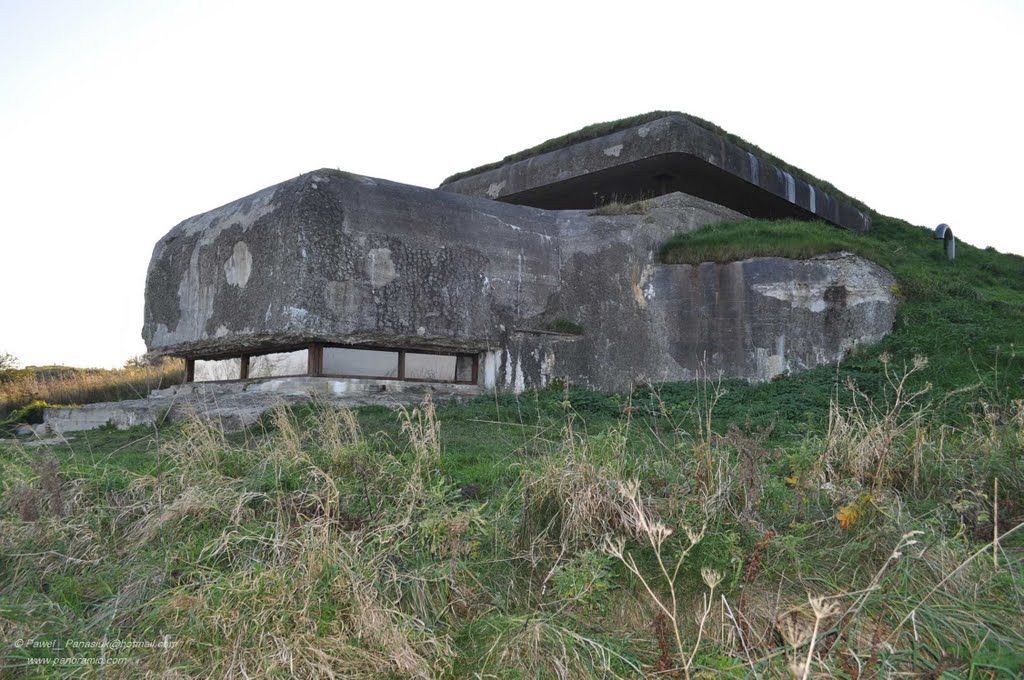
[1,215,1022,678]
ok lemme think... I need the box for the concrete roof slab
[439,114,870,233]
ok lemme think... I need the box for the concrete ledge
[44,377,483,434]
[44,401,154,433]
[439,114,870,232]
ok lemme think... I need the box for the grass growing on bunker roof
[441,110,870,212]
[659,214,1024,426]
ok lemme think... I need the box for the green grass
[659,215,1024,429]
[2,213,1023,676]
[2,382,1021,676]
[441,110,870,213]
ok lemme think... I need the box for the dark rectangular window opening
[322,347,399,378]
[193,357,242,382]
[320,344,477,384]
[186,343,477,385]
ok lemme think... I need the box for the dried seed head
[603,535,625,559]
[654,522,674,541]
[701,568,723,589]
[777,615,812,648]
[685,525,705,545]
[808,594,839,620]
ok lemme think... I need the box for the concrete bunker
[87,111,900,434]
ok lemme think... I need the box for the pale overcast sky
[1,0,1021,368]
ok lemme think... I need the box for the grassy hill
[1,214,1022,677]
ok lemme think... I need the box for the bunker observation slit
[186,343,479,386]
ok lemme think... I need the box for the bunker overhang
[439,113,870,233]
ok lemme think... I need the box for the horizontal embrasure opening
[187,343,478,385]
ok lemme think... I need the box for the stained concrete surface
[143,170,897,393]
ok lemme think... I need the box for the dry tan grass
[823,354,932,488]
[93,404,463,678]
[520,420,641,558]
[0,359,184,418]
[481,613,638,679]
[2,381,1020,677]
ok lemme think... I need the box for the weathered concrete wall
[483,253,896,390]
[145,170,564,357]
[644,253,897,381]
[44,402,155,433]
[144,170,897,393]
[439,114,871,233]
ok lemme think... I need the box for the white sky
[1,0,1021,368]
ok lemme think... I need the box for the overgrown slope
[1,216,1022,677]
[2,385,1021,676]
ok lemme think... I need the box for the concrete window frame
[316,343,478,385]
[185,342,479,386]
